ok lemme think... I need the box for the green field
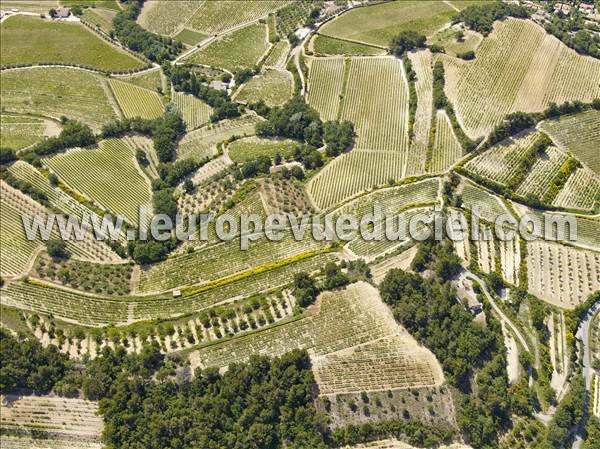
[82,7,117,34]
[174,28,209,46]
[0,67,118,130]
[138,0,202,36]
[118,69,163,91]
[540,110,600,175]
[0,15,145,72]
[235,69,293,107]
[312,34,386,56]
[173,91,213,130]
[43,138,153,225]
[228,136,298,163]
[60,0,120,10]
[185,22,269,72]
[0,115,55,150]
[318,1,457,47]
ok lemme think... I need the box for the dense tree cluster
[256,96,324,147]
[112,0,182,62]
[0,147,17,165]
[0,168,50,207]
[323,120,354,156]
[454,2,529,35]
[97,349,328,449]
[389,31,426,57]
[165,64,240,122]
[239,155,272,179]
[26,119,95,158]
[0,329,71,394]
[545,374,586,447]
[293,144,323,170]
[545,16,600,58]
[403,56,418,138]
[293,272,319,308]
[157,159,200,187]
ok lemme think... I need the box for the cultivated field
[108,78,164,119]
[307,57,345,121]
[234,68,293,107]
[540,109,600,174]
[444,19,600,138]
[172,91,213,130]
[429,110,462,173]
[227,136,297,163]
[185,22,269,72]
[0,394,102,449]
[0,67,118,130]
[43,138,153,225]
[118,68,163,91]
[527,240,600,309]
[177,114,261,161]
[515,146,567,199]
[137,0,203,36]
[0,115,58,150]
[318,1,458,47]
[82,6,117,34]
[0,15,144,72]
[312,34,386,56]
[263,40,290,68]
[458,181,512,223]
[552,166,600,212]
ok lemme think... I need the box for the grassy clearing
[188,0,289,35]
[108,78,164,119]
[228,136,298,163]
[0,1,53,13]
[0,15,144,72]
[235,69,292,107]
[312,34,386,56]
[428,27,483,57]
[174,28,208,46]
[0,67,118,130]
[138,0,202,36]
[185,22,269,72]
[319,1,457,47]
[540,109,600,175]
[0,115,53,150]
[43,138,153,225]
[60,0,120,9]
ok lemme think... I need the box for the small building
[554,3,571,14]
[55,7,70,18]
[209,80,228,91]
[270,161,304,174]
[579,3,595,14]
[172,289,182,298]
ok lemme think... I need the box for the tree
[0,147,17,165]
[293,272,318,308]
[183,179,194,194]
[46,239,69,260]
[49,8,57,18]
[323,120,354,156]
[389,31,426,56]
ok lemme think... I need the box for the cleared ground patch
[319,1,457,47]
[444,19,600,139]
[0,115,57,150]
[539,109,600,175]
[108,78,164,119]
[43,138,153,225]
[429,27,483,57]
[0,67,118,130]
[235,68,293,107]
[185,22,269,72]
[228,136,298,163]
[0,15,144,72]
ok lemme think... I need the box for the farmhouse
[55,7,70,19]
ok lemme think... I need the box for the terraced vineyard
[0,114,56,150]
[228,136,297,163]
[459,181,512,223]
[138,0,203,36]
[429,110,462,173]
[108,78,164,119]
[234,68,293,107]
[444,19,600,138]
[552,166,600,212]
[0,394,102,449]
[263,40,290,68]
[118,68,163,91]
[172,91,213,130]
[43,138,153,225]
[177,114,261,161]
[515,146,567,198]
[0,67,118,130]
[312,35,386,56]
[185,22,269,72]
[540,109,600,174]
[527,240,600,309]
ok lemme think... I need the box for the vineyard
[137,0,203,36]
[0,15,144,72]
[177,114,261,161]
[43,138,153,225]
[443,19,600,138]
[82,6,117,34]
[527,240,600,309]
[172,91,213,130]
[0,67,118,130]
[263,40,290,68]
[108,78,164,119]
[406,50,433,176]
[552,166,600,212]
[312,34,386,56]
[428,110,462,173]
[185,22,269,72]
[227,136,297,163]
[458,181,512,223]
[307,57,345,121]
[318,0,458,47]
[463,131,540,185]
[234,68,293,107]
[540,109,600,174]
[118,68,163,91]
[0,114,56,150]
[370,245,419,285]
[515,146,567,199]
[0,394,102,449]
